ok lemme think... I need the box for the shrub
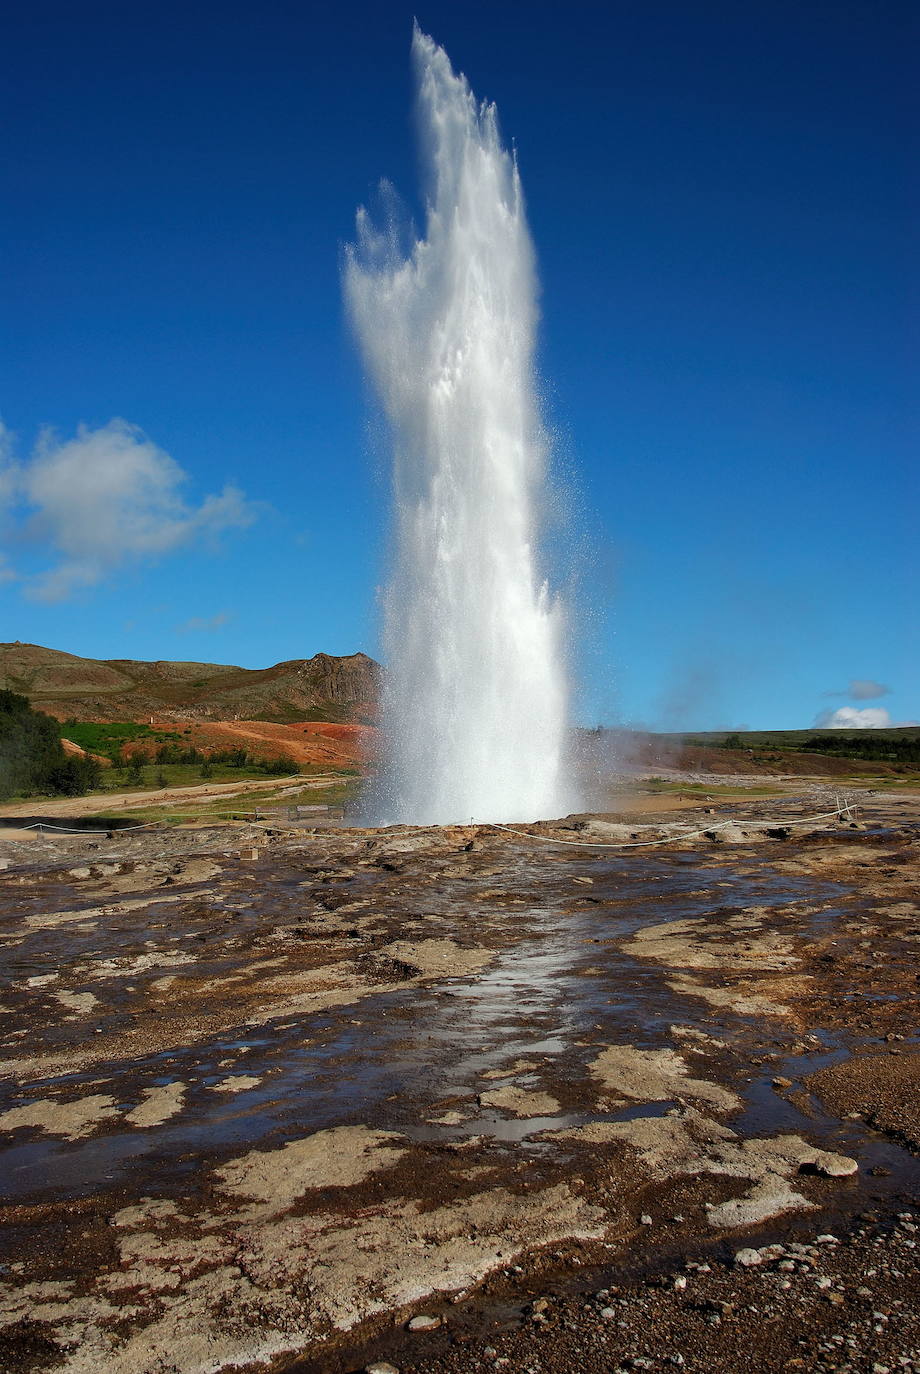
[0,692,101,799]
[259,755,298,775]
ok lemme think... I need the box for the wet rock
[805,1151,859,1178]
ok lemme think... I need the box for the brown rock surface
[0,787,918,1374]
[0,640,380,724]
[808,1051,920,1152]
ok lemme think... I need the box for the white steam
[345,29,573,823]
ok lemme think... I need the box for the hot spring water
[345,29,574,824]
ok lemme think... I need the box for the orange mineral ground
[144,719,377,769]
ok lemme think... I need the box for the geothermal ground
[0,788,918,1374]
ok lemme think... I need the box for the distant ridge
[0,642,380,725]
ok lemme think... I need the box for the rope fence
[6,810,270,834]
[488,799,858,850]
[3,794,859,846]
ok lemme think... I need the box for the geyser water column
[345,29,574,825]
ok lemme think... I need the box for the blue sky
[1,0,915,730]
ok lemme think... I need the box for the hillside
[0,642,380,725]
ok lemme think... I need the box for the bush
[0,691,101,799]
[45,757,103,796]
[259,755,299,775]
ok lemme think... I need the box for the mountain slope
[0,642,380,724]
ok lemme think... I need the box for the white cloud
[1,419,257,601]
[814,706,909,729]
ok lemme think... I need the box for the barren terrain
[0,788,918,1374]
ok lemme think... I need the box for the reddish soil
[137,719,375,769]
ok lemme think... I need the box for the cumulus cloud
[813,706,917,729]
[1,419,257,601]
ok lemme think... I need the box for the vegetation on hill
[682,728,920,765]
[0,690,102,799]
[48,720,301,794]
[798,733,920,764]
[60,720,182,762]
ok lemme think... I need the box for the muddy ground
[0,788,917,1373]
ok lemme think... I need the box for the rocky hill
[0,642,380,725]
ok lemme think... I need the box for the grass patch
[637,779,786,797]
[93,761,301,792]
[60,721,182,762]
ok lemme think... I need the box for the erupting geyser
[346,28,574,825]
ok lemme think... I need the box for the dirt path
[0,772,339,820]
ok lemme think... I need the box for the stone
[407,1314,442,1332]
[734,1247,763,1267]
[811,1153,858,1178]
[366,1364,400,1374]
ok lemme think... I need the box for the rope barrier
[3,797,857,846]
[7,810,269,833]
[1,772,344,837]
[8,821,150,833]
[488,803,856,850]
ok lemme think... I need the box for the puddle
[1,851,881,1207]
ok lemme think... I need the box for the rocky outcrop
[0,643,381,724]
